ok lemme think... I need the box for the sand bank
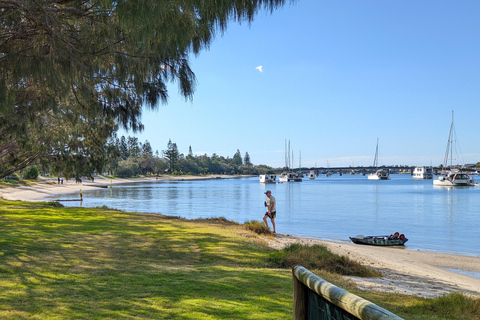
[266,233,480,298]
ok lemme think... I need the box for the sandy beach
[2,176,480,298]
[267,234,480,298]
[0,175,237,202]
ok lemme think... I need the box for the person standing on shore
[263,190,276,233]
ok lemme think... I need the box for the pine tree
[233,149,243,166]
[120,136,129,160]
[244,152,252,166]
[163,140,179,173]
[127,137,140,158]
[142,141,154,157]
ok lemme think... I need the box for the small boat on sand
[349,232,408,246]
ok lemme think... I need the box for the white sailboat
[367,138,390,180]
[433,111,476,187]
[259,173,276,183]
[278,140,301,182]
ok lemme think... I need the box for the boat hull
[279,172,302,182]
[259,174,277,183]
[349,235,408,246]
[367,170,390,180]
[433,171,476,187]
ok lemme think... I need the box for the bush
[268,243,381,277]
[23,165,39,179]
[244,220,272,235]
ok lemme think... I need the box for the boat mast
[291,149,294,171]
[299,151,302,174]
[288,140,291,170]
[442,111,454,173]
[450,111,454,169]
[373,138,379,169]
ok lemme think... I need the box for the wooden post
[292,269,307,320]
[292,266,403,320]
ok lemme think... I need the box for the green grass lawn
[1,199,479,319]
[0,200,293,319]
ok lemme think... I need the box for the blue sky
[122,0,480,168]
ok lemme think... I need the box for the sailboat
[433,112,476,187]
[367,138,390,180]
[278,140,302,182]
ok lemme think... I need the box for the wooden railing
[293,266,404,320]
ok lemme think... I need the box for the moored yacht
[367,138,390,180]
[412,166,433,179]
[368,169,390,180]
[259,174,277,183]
[279,171,297,182]
[278,139,302,182]
[434,169,474,186]
[433,111,476,187]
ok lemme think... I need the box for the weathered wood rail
[293,266,403,320]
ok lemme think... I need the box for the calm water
[50,175,480,257]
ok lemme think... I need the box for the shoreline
[2,175,480,298]
[0,174,249,202]
[266,233,480,298]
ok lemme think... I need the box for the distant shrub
[268,243,381,277]
[244,220,272,235]
[24,166,39,179]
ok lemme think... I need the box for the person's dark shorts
[265,211,276,219]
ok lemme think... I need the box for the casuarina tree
[0,0,288,180]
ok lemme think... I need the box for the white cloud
[255,66,263,73]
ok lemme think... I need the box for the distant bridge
[273,166,476,175]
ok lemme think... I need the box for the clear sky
[121,0,480,168]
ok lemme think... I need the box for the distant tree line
[102,136,272,178]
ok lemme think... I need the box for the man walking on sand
[263,190,276,233]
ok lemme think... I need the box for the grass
[268,243,381,277]
[243,220,272,235]
[0,200,291,319]
[1,199,480,319]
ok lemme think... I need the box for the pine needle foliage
[0,0,289,180]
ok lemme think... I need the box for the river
[50,174,480,257]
